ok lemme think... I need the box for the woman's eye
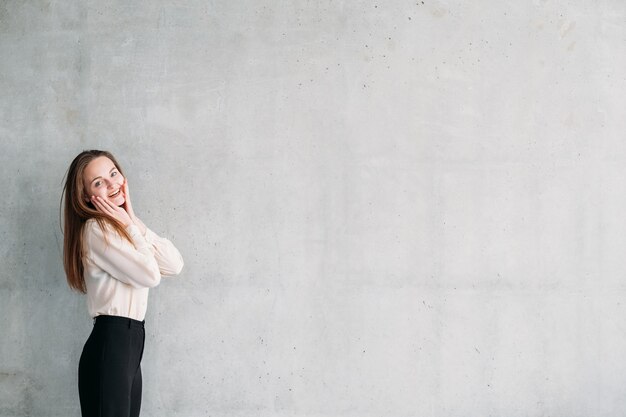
[112,171,117,176]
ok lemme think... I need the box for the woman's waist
[93,314,145,328]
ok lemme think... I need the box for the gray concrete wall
[1,0,625,416]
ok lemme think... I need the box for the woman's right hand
[91,194,134,228]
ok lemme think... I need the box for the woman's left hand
[121,177,137,222]
[122,178,148,235]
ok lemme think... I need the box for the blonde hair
[60,150,135,293]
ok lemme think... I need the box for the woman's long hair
[60,150,135,293]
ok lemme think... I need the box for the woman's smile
[107,188,125,205]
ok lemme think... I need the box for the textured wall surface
[1,1,625,416]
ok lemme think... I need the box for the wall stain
[559,20,575,38]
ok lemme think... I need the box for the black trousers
[78,315,146,417]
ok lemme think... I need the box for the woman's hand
[91,191,134,228]
[121,177,137,222]
[121,178,145,234]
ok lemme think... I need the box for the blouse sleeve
[85,220,162,288]
[135,216,185,276]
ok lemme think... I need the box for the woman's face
[82,156,125,206]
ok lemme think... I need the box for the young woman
[61,150,184,417]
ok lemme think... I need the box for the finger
[104,196,127,218]
[92,196,106,212]
[92,197,108,214]
[90,196,100,211]
[101,196,119,211]
[95,196,116,216]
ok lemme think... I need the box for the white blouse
[82,217,184,321]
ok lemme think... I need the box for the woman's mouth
[109,189,121,198]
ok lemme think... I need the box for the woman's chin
[108,195,125,206]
